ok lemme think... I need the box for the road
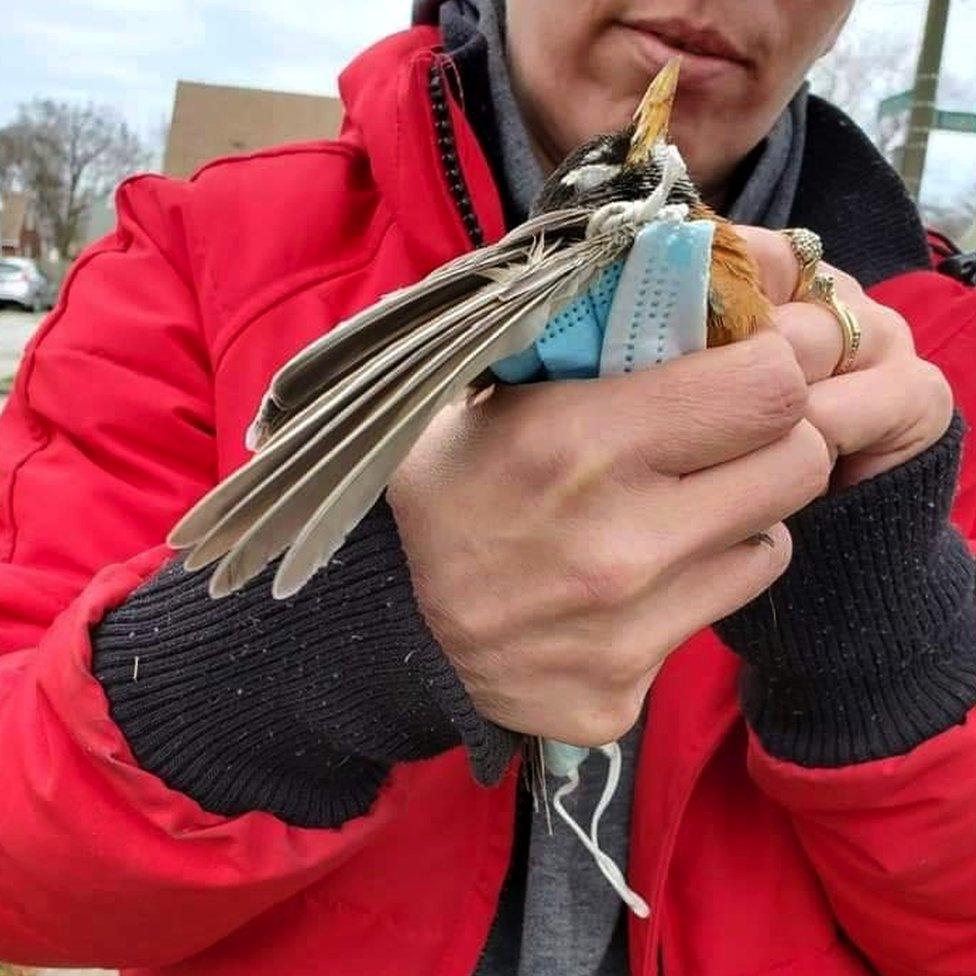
[0,308,44,403]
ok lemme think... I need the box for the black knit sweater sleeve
[717,414,976,767]
[92,500,519,829]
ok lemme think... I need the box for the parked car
[0,257,57,312]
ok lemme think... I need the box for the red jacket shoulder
[116,139,390,349]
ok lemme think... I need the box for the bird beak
[626,57,681,167]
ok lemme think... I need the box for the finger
[489,330,808,477]
[514,521,793,712]
[732,226,809,306]
[676,419,831,557]
[647,521,793,651]
[825,266,918,357]
[772,298,885,382]
[805,363,953,487]
[561,523,794,685]
[772,303,842,382]
[819,262,865,304]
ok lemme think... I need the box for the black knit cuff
[93,500,518,829]
[716,414,976,767]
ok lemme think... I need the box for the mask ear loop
[549,742,651,918]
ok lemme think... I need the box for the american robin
[170,59,770,599]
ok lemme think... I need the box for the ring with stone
[782,228,824,302]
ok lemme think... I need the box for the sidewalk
[38,971,114,976]
[1,969,113,976]
[2,970,113,976]
[0,309,42,405]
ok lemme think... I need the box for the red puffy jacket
[2,27,976,976]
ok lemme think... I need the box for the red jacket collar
[337,27,507,269]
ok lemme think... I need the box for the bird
[169,58,771,600]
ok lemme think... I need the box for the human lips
[617,17,751,84]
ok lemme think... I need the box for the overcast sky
[5,0,975,204]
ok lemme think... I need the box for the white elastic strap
[550,743,651,918]
[585,145,689,239]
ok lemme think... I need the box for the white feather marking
[561,163,622,192]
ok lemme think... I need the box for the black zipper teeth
[428,62,486,248]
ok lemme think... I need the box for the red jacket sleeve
[0,175,404,969]
[748,273,976,976]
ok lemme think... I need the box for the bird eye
[561,163,622,192]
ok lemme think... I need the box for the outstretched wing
[169,209,625,599]
[244,207,593,449]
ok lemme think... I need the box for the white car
[0,257,56,312]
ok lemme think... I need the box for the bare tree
[810,32,976,246]
[0,101,147,259]
[151,113,171,173]
[809,31,916,163]
[0,131,22,194]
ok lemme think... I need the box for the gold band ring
[782,228,824,302]
[810,273,862,376]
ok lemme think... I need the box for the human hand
[388,333,829,745]
[735,227,954,490]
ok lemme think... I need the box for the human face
[506,0,854,202]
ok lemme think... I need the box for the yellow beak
[626,57,681,167]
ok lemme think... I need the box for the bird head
[531,58,699,216]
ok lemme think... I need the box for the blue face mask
[492,213,716,919]
[493,214,714,384]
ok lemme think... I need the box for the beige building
[163,80,344,180]
[0,191,43,259]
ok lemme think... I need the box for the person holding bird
[0,2,974,975]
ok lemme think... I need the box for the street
[0,308,43,404]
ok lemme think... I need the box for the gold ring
[810,273,862,376]
[782,228,823,302]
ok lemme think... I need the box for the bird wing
[169,212,627,598]
[244,206,594,449]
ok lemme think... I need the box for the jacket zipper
[428,62,486,249]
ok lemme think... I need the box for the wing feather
[170,224,628,597]
[272,272,593,597]
[178,289,498,565]
[210,287,550,597]
[248,207,592,447]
